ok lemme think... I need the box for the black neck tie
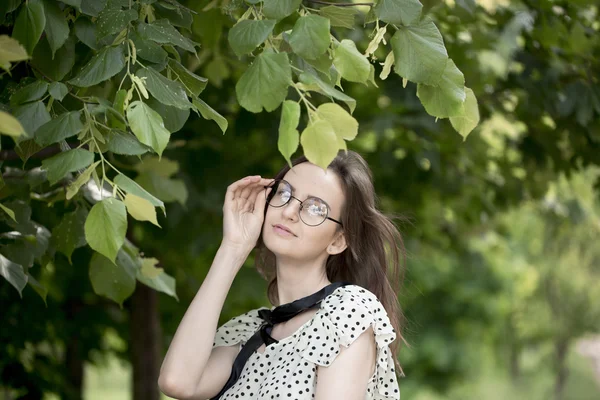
[210,281,352,399]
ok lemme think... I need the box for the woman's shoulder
[314,283,396,348]
[212,306,268,348]
[323,283,389,317]
[328,283,382,303]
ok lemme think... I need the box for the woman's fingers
[225,176,259,206]
[243,184,266,213]
[238,176,260,202]
[253,185,271,215]
[225,176,275,212]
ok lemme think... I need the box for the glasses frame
[264,179,344,227]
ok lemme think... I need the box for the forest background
[0,0,599,399]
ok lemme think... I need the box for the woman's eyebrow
[287,182,319,199]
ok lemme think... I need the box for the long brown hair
[254,150,409,377]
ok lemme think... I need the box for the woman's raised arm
[158,176,273,399]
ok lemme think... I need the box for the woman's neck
[275,258,331,305]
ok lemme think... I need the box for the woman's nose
[281,198,301,220]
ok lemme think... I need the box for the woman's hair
[254,149,409,377]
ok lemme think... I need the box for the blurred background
[2,0,600,399]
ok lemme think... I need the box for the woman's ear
[327,231,347,255]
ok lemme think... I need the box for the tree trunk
[554,340,570,400]
[65,322,84,400]
[130,284,162,400]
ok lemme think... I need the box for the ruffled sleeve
[298,285,401,399]
[212,307,266,348]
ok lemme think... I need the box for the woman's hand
[222,175,274,253]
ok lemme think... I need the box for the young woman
[158,150,406,400]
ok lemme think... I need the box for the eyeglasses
[264,179,343,227]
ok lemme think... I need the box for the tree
[0,1,479,398]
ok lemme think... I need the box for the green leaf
[316,102,358,145]
[301,52,333,76]
[126,101,171,156]
[89,251,135,306]
[147,97,190,133]
[374,0,423,26]
[52,207,88,263]
[0,35,29,71]
[68,44,126,87]
[105,129,151,155]
[130,30,167,63]
[74,16,99,50]
[97,5,137,38]
[228,19,276,57]
[235,50,292,113]
[0,111,26,138]
[15,139,44,164]
[60,0,82,8]
[154,2,192,30]
[136,258,178,300]
[1,242,32,273]
[0,203,17,222]
[133,156,179,178]
[135,172,187,206]
[43,0,69,56]
[139,257,162,278]
[12,0,46,55]
[27,275,48,304]
[114,173,166,215]
[35,111,83,146]
[278,100,300,167]
[416,58,466,118]
[450,87,479,140]
[191,98,228,134]
[48,82,68,101]
[289,15,331,60]
[319,6,356,29]
[66,160,100,199]
[13,101,51,141]
[85,198,127,264]
[263,0,302,20]
[300,119,339,171]
[31,35,75,81]
[138,20,197,53]
[390,17,448,84]
[0,254,27,297]
[136,67,191,110]
[81,0,108,17]
[332,39,371,84]
[298,71,356,113]
[10,80,48,106]
[167,59,207,97]
[41,148,95,185]
[2,200,35,235]
[124,193,160,227]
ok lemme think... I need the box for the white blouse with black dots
[212,284,401,399]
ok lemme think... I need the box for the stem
[292,83,317,122]
[76,138,92,149]
[67,91,96,104]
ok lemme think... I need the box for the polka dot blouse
[212,284,401,399]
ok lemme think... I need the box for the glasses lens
[300,197,328,226]
[266,180,291,207]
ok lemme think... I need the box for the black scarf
[210,281,352,399]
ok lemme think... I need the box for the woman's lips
[273,225,295,237]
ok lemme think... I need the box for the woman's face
[262,162,347,261]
